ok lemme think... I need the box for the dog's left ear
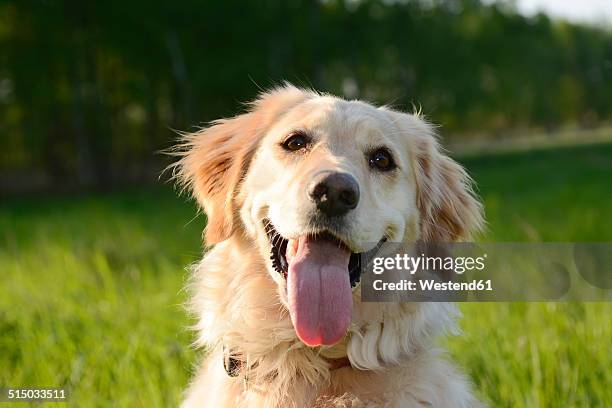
[412,123,484,242]
[384,109,484,242]
[173,84,312,244]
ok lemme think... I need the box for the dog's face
[244,96,416,251]
[176,85,482,348]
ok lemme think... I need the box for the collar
[223,346,352,377]
[326,356,351,370]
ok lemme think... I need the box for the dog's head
[176,84,483,349]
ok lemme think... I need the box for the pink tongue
[287,236,352,346]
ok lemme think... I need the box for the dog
[174,84,484,407]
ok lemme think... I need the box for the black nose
[308,172,360,217]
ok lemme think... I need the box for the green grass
[450,143,612,407]
[1,142,611,407]
[0,191,204,407]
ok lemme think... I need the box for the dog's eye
[368,148,396,172]
[282,132,309,152]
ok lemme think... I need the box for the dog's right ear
[173,85,312,244]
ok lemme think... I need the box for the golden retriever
[174,84,484,407]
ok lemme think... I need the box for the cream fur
[175,85,484,407]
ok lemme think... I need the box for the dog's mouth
[266,222,363,288]
[264,219,384,347]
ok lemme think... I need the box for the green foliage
[1,0,612,189]
[1,141,611,406]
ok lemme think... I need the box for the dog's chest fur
[182,237,480,408]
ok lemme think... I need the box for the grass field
[1,142,611,407]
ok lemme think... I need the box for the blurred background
[1,0,611,406]
[1,0,611,193]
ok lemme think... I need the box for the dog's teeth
[286,239,298,262]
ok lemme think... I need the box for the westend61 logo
[371,253,487,275]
